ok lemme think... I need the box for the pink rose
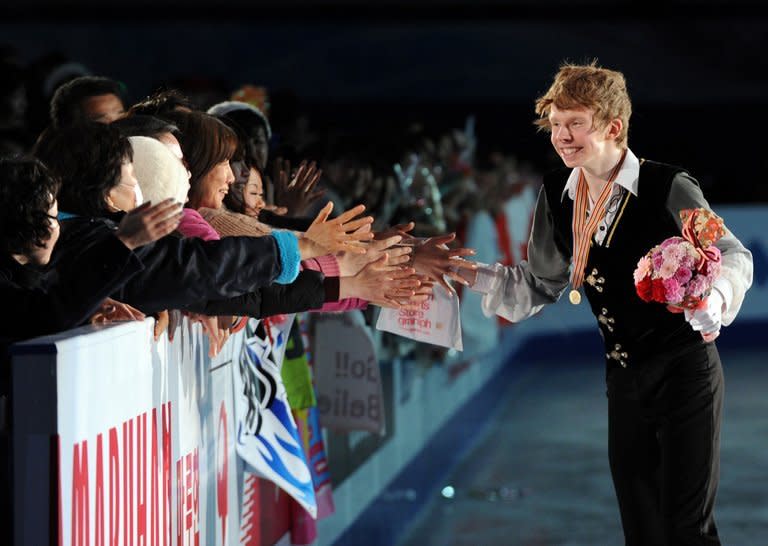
[674,266,693,285]
[652,250,664,270]
[686,275,708,297]
[660,237,679,249]
[681,251,696,269]
[662,277,684,303]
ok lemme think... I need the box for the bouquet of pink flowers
[633,208,726,311]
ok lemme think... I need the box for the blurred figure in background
[49,75,126,126]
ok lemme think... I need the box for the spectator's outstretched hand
[300,202,374,258]
[90,297,146,324]
[195,315,231,357]
[374,222,415,241]
[154,310,170,340]
[411,233,477,295]
[382,275,435,310]
[272,158,325,216]
[340,255,421,308]
[336,234,412,276]
[116,199,183,250]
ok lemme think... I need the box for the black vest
[542,160,702,367]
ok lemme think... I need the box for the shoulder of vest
[639,159,689,179]
[541,167,571,201]
[638,159,692,203]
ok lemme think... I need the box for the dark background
[2,1,768,202]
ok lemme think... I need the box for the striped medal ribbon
[568,150,627,305]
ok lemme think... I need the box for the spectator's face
[82,93,125,124]
[196,160,235,209]
[28,199,60,265]
[242,168,266,217]
[246,126,269,171]
[108,161,140,212]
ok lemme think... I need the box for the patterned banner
[232,317,317,518]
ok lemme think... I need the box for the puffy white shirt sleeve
[471,185,570,322]
[667,173,753,326]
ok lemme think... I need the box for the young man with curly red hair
[467,62,753,545]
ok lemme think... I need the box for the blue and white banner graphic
[232,317,317,518]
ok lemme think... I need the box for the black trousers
[607,342,723,546]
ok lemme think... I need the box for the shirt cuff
[308,254,341,277]
[272,230,301,284]
[470,262,499,295]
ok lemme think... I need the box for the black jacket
[51,215,291,314]
[196,269,334,317]
[258,209,313,232]
[1,235,144,359]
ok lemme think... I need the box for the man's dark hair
[129,89,195,117]
[112,114,179,139]
[0,157,60,255]
[49,75,123,128]
[33,122,132,217]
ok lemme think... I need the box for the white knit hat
[206,100,272,140]
[129,136,191,205]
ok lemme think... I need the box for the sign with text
[376,284,464,350]
[313,313,385,434]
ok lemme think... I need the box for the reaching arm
[469,186,570,322]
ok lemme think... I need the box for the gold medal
[569,289,581,305]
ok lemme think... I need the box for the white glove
[684,289,724,339]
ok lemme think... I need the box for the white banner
[12,318,252,546]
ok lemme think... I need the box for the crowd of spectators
[0,51,543,540]
[0,50,543,354]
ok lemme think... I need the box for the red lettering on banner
[193,450,199,546]
[162,403,172,546]
[216,402,228,545]
[151,408,159,546]
[176,458,182,546]
[123,419,134,546]
[137,412,147,546]
[95,434,105,546]
[65,401,174,546]
[109,427,120,546]
[176,449,200,546]
[72,440,89,546]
